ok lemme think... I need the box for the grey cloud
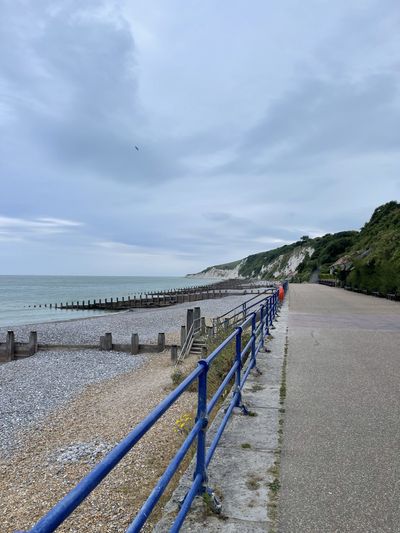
[0,1,182,185]
[223,74,400,176]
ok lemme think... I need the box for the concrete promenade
[279,284,400,533]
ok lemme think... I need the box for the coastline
[0,291,268,531]
[0,293,254,345]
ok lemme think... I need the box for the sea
[0,275,214,328]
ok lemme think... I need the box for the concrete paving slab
[216,407,279,451]
[279,284,400,533]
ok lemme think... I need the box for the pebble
[0,349,146,456]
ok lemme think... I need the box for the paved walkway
[279,284,400,533]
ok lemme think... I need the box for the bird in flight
[134,145,139,151]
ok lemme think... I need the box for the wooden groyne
[28,279,263,312]
[0,330,171,363]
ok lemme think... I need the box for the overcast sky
[1,0,399,275]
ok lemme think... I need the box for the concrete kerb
[154,300,288,532]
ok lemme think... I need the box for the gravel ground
[0,349,146,457]
[0,294,255,345]
[1,353,198,533]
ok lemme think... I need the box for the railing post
[251,312,257,368]
[194,360,209,492]
[269,295,275,330]
[259,304,264,350]
[264,298,269,336]
[234,327,243,407]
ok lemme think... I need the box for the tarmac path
[279,284,400,533]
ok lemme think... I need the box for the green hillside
[194,201,400,295]
[294,231,358,282]
[239,240,307,278]
[201,259,241,273]
[341,201,400,294]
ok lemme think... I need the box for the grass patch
[246,474,263,491]
[241,443,251,449]
[267,329,288,532]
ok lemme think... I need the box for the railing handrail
[177,322,195,363]
[212,290,276,335]
[215,288,274,321]
[21,283,288,533]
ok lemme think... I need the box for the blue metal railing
[20,282,288,533]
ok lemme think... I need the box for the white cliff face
[187,262,244,279]
[271,246,314,278]
[187,245,314,280]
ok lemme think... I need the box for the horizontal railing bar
[207,361,239,415]
[28,364,204,533]
[216,290,272,320]
[240,358,255,389]
[255,321,263,336]
[255,340,263,357]
[126,418,203,532]
[205,329,237,365]
[206,390,240,467]
[170,473,203,533]
[241,336,253,360]
[241,312,256,329]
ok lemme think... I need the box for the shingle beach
[0,293,253,457]
[0,293,259,532]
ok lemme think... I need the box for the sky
[1,0,399,275]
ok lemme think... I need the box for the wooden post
[131,333,139,355]
[6,331,15,361]
[206,326,213,338]
[28,331,38,356]
[100,333,112,351]
[158,333,165,352]
[186,309,194,333]
[200,317,206,335]
[170,345,178,363]
[180,325,186,347]
[194,307,201,333]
